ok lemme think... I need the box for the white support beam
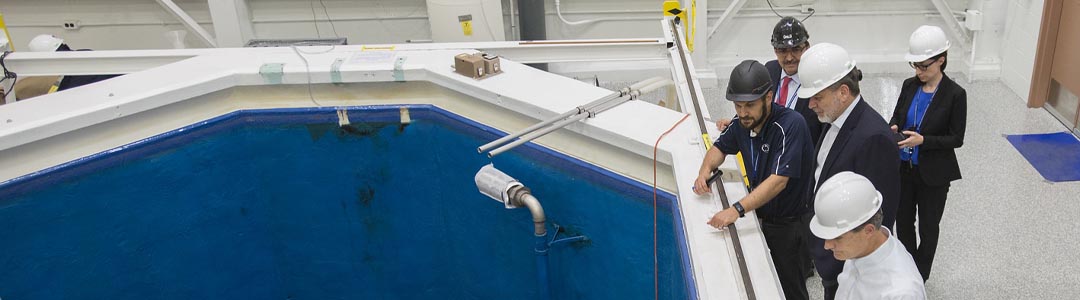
[155,0,218,48]
[208,0,255,48]
[2,50,212,77]
[1,39,669,77]
[706,0,747,39]
[929,0,971,52]
[685,0,711,80]
[481,40,669,64]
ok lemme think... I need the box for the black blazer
[816,99,902,228]
[889,74,967,186]
[766,60,823,143]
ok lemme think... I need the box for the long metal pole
[477,92,619,153]
[478,76,666,154]
[509,0,519,40]
[669,18,756,300]
[486,94,633,157]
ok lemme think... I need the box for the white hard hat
[28,34,64,52]
[809,171,883,240]
[905,25,951,62]
[796,43,856,99]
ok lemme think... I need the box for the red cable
[653,113,690,300]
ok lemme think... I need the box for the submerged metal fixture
[475,164,545,236]
[475,164,588,300]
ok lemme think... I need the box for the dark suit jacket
[56,48,121,92]
[889,74,967,186]
[816,99,902,228]
[766,60,823,143]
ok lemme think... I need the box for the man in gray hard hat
[694,59,815,300]
[810,171,925,300]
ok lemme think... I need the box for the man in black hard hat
[768,16,822,143]
[716,17,822,144]
[694,60,814,300]
[767,15,822,288]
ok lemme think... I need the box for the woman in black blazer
[889,25,967,282]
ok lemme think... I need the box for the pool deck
[0,45,782,299]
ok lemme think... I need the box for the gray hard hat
[726,60,773,102]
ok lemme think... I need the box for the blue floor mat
[1006,132,1080,182]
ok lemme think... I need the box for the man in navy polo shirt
[694,59,816,300]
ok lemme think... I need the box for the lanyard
[786,85,801,109]
[748,137,763,186]
[776,80,802,109]
[913,85,938,132]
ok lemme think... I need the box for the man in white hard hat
[810,171,925,300]
[26,34,119,94]
[798,43,901,300]
[28,34,66,52]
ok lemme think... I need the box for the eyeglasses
[909,59,938,71]
[774,44,808,56]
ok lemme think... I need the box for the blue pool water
[0,105,692,299]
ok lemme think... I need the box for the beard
[743,101,769,131]
[740,118,755,128]
[816,96,841,123]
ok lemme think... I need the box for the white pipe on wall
[553,0,641,26]
[509,0,518,40]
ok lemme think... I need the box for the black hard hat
[771,16,809,48]
[726,60,772,102]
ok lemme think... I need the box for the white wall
[0,0,1026,84]
[248,0,431,43]
[0,0,213,50]
[0,0,432,49]
[1000,0,1045,102]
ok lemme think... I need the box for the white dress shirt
[815,95,862,186]
[836,227,927,300]
[775,70,802,109]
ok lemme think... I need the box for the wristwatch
[733,202,746,218]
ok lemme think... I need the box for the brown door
[1031,0,1080,135]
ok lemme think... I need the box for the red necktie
[778,76,792,107]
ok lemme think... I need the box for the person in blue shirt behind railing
[889,25,968,282]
